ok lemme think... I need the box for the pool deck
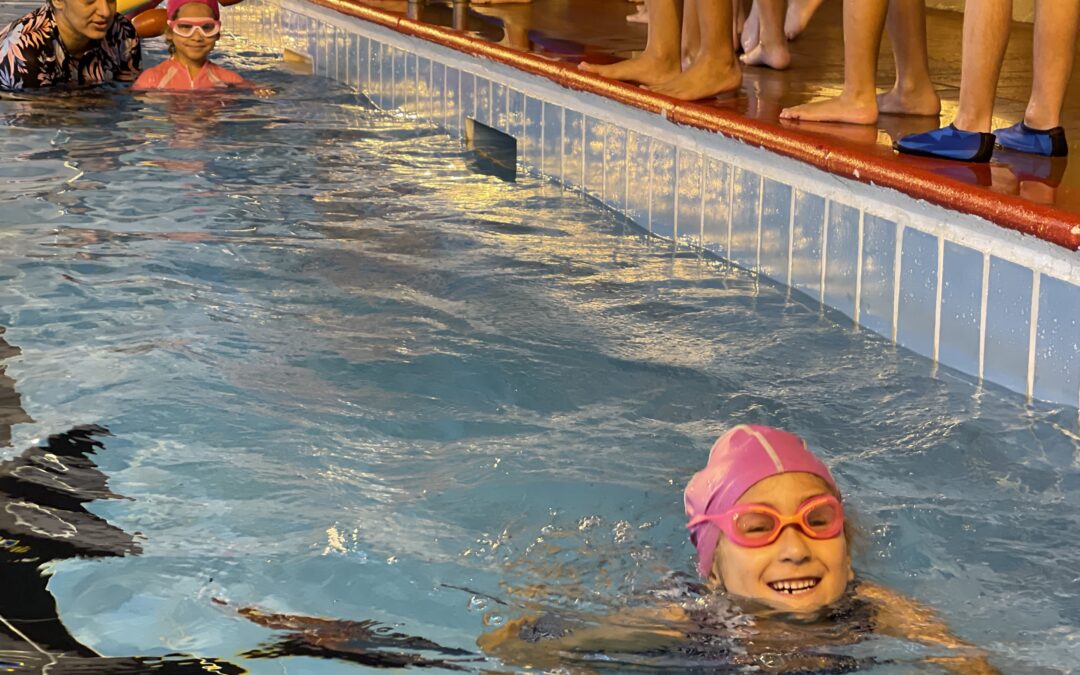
[306,0,1080,251]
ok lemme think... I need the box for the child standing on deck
[579,0,741,101]
[779,0,939,125]
[479,425,999,673]
[133,0,255,91]
[897,0,1080,162]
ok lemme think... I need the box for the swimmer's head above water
[685,425,853,613]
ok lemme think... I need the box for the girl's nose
[775,524,812,564]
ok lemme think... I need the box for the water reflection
[0,328,33,449]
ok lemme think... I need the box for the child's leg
[741,0,791,69]
[1023,0,1080,129]
[877,0,940,115]
[650,0,742,99]
[579,0,682,85]
[779,0,888,123]
[784,0,827,40]
[683,0,701,68]
[734,0,749,46]
[741,0,761,53]
[952,0,1012,132]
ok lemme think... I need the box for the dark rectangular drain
[465,118,517,182]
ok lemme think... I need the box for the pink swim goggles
[686,494,844,548]
[169,18,221,38]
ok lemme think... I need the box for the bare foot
[579,54,681,86]
[783,0,826,40]
[779,94,878,125]
[741,2,760,54]
[647,56,742,100]
[627,4,648,23]
[876,85,941,116]
[739,41,790,70]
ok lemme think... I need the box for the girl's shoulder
[205,61,253,87]
[132,59,181,90]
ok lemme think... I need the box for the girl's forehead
[176,3,215,18]
[737,472,833,507]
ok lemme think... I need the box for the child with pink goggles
[133,0,257,91]
[684,424,843,577]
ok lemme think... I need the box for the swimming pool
[0,25,1078,673]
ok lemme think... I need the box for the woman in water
[479,424,999,673]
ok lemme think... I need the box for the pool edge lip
[304,0,1080,253]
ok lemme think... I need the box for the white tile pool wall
[225,0,1080,410]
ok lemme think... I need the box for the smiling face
[711,472,852,614]
[52,0,116,46]
[168,2,219,68]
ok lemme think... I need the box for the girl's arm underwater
[477,604,688,671]
[858,581,1000,674]
[479,586,1001,674]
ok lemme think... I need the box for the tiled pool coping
[225,0,1080,410]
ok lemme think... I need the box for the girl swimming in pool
[132,0,255,91]
[479,424,999,673]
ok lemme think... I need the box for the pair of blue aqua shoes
[896,121,1068,162]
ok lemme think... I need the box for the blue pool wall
[224,0,1080,410]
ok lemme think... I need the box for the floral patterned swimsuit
[0,3,141,91]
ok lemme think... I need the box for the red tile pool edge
[308,0,1080,251]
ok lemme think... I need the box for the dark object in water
[235,605,479,670]
[0,425,246,674]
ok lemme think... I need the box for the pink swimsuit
[132,58,253,91]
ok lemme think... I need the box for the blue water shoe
[895,124,996,163]
[994,121,1068,157]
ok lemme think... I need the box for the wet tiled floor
[355,0,1080,243]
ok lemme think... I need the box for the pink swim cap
[167,0,220,19]
[684,425,838,578]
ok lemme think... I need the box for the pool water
[1,23,1078,674]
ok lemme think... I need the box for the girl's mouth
[767,577,821,594]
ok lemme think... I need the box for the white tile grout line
[786,188,796,287]
[933,235,944,363]
[539,100,545,178]
[699,158,707,249]
[820,199,830,306]
[1027,272,1040,399]
[854,210,864,326]
[602,122,608,206]
[561,106,570,187]
[673,148,681,244]
[891,221,903,342]
[725,165,734,258]
[580,112,586,190]
[755,175,764,273]
[647,136,655,234]
[978,253,990,383]
[624,131,631,216]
